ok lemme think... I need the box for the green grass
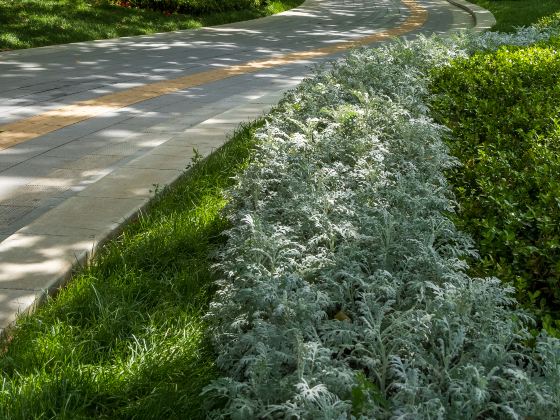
[468,0,560,32]
[0,0,304,50]
[0,121,261,419]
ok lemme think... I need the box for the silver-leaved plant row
[203,26,560,419]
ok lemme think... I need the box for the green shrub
[430,37,560,334]
[535,10,560,29]
[121,0,267,14]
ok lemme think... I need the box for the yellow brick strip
[0,0,426,151]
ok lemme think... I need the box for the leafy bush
[203,32,560,417]
[430,38,560,334]
[535,9,560,29]
[118,0,267,14]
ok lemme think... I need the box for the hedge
[430,37,560,335]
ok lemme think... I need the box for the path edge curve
[446,0,496,32]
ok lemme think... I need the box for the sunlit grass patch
[0,0,304,50]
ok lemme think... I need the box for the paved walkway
[0,0,492,334]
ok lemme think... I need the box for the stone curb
[446,0,496,32]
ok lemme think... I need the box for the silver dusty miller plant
[203,28,560,419]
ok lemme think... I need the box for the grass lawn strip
[0,121,261,419]
[203,31,560,418]
[467,0,560,32]
[0,0,303,50]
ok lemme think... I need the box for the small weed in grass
[0,121,261,419]
[0,0,304,50]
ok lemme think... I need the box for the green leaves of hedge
[430,38,560,334]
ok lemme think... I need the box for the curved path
[0,0,487,333]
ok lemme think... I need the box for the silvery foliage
[204,28,560,419]
[464,25,554,52]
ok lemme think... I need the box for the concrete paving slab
[91,141,144,157]
[0,205,35,228]
[44,138,121,158]
[164,129,228,150]
[143,120,199,134]
[105,115,171,131]
[145,102,216,117]
[58,154,125,171]
[126,152,193,171]
[0,185,68,207]
[21,195,146,236]
[0,233,92,291]
[130,93,188,111]
[0,157,69,180]
[77,167,183,200]
[0,289,43,334]
[198,121,248,134]
[148,145,197,156]
[0,176,36,203]
[221,103,274,116]
[0,134,77,162]
[31,168,104,189]
[73,131,140,146]
[14,155,76,171]
[124,133,176,148]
